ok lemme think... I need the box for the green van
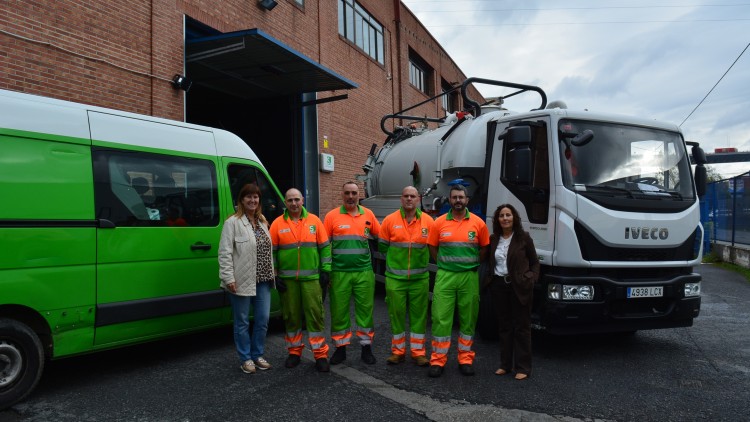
[0,88,284,409]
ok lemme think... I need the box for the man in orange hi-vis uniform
[324,181,381,365]
[379,186,433,367]
[270,188,332,373]
[427,184,489,378]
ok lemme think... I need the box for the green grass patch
[716,262,750,283]
[702,252,722,264]
[702,252,750,282]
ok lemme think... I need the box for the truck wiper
[666,191,684,199]
[650,190,684,200]
[580,185,634,198]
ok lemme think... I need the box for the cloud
[403,0,750,177]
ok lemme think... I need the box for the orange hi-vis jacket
[427,209,490,271]
[323,205,381,272]
[270,207,331,280]
[378,207,434,280]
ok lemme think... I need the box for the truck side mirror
[499,126,532,185]
[691,145,707,165]
[694,165,707,197]
[690,144,707,197]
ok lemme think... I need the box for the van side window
[93,148,219,227]
[227,164,283,222]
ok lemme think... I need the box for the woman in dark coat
[483,204,540,380]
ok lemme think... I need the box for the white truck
[360,78,708,335]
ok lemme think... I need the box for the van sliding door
[89,112,225,346]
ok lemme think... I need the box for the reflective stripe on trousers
[331,329,352,347]
[391,332,406,354]
[357,326,374,346]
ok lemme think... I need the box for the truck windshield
[558,119,695,201]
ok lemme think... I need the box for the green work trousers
[430,269,479,365]
[280,278,329,358]
[385,276,429,356]
[329,269,375,347]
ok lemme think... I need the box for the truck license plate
[627,286,663,298]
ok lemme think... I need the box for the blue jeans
[229,282,271,363]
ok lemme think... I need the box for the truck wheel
[0,319,45,410]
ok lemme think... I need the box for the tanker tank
[363,108,508,218]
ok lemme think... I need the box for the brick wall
[0,0,476,213]
[0,0,183,118]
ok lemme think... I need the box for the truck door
[89,112,225,346]
[486,119,555,256]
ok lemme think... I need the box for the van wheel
[0,319,45,410]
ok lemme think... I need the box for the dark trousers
[490,276,533,375]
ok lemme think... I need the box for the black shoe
[315,358,330,372]
[428,365,443,378]
[284,354,301,368]
[330,346,346,365]
[459,364,475,376]
[361,345,376,364]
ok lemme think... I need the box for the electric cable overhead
[680,41,750,127]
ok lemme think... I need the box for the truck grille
[574,221,698,262]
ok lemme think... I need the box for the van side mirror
[499,126,532,185]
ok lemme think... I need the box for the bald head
[284,188,304,218]
[401,185,420,216]
[341,182,360,212]
[285,188,302,198]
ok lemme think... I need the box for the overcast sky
[401,0,750,178]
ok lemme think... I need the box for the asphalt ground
[2,263,749,421]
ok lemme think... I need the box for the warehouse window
[441,80,458,114]
[338,0,384,64]
[409,50,433,95]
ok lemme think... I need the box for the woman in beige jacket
[219,183,276,374]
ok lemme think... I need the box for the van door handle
[191,242,212,251]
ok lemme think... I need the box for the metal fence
[701,170,750,252]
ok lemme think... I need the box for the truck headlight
[548,284,561,300]
[547,284,595,300]
[684,282,701,297]
[562,285,594,300]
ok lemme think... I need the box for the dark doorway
[182,17,356,204]
[185,83,300,195]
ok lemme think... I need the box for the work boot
[386,354,405,365]
[315,358,330,373]
[330,346,347,365]
[284,354,301,368]
[361,345,376,364]
[459,364,475,376]
[428,365,443,378]
[412,355,429,367]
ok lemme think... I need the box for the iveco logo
[625,227,669,240]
